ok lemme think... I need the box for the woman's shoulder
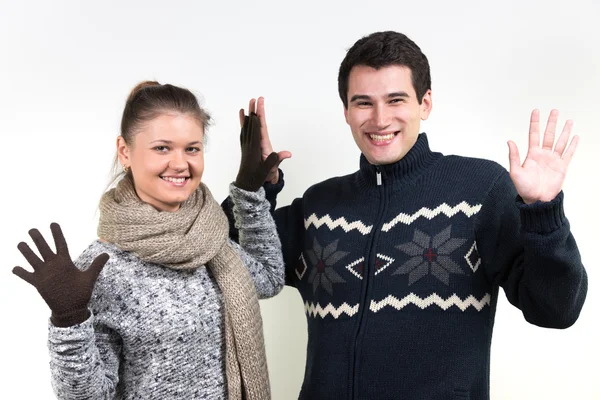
[76,240,131,266]
[74,240,142,283]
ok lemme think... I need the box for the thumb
[272,151,292,172]
[277,150,292,161]
[262,152,280,174]
[85,253,109,283]
[13,266,36,286]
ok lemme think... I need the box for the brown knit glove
[235,112,280,192]
[12,223,109,327]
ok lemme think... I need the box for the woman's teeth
[162,177,187,183]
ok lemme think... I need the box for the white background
[0,0,598,398]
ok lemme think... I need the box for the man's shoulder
[442,153,504,169]
[440,154,507,179]
[304,171,358,195]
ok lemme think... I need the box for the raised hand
[13,223,108,327]
[508,109,579,204]
[239,97,292,183]
[235,113,281,191]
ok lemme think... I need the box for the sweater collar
[357,133,441,191]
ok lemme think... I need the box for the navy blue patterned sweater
[223,133,587,400]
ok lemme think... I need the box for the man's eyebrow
[350,92,410,103]
[350,94,371,103]
[387,91,410,98]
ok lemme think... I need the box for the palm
[508,109,578,204]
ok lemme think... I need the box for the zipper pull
[376,171,382,186]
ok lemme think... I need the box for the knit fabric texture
[48,184,284,399]
[98,175,269,399]
[224,133,588,400]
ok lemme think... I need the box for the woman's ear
[116,136,130,168]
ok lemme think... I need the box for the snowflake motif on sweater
[393,225,467,285]
[306,238,348,295]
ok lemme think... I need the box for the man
[224,31,587,399]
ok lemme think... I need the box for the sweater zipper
[350,167,388,399]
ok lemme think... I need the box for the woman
[12,81,284,399]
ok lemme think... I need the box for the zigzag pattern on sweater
[304,301,360,319]
[304,213,372,235]
[370,293,491,312]
[304,293,490,319]
[304,202,481,235]
[381,202,482,232]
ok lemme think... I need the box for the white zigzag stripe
[305,213,372,235]
[381,201,482,232]
[370,293,491,312]
[304,302,360,319]
[304,293,490,319]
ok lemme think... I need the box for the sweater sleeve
[272,197,306,288]
[48,315,122,399]
[223,171,306,288]
[222,169,285,244]
[228,184,285,298]
[474,169,588,328]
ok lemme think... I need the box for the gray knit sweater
[47,185,284,399]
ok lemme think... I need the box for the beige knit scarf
[98,176,270,400]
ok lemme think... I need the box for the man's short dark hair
[338,31,431,108]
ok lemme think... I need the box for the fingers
[239,109,245,128]
[85,253,109,282]
[50,223,70,258]
[507,140,521,173]
[240,115,250,145]
[240,97,258,127]
[554,119,574,156]
[256,97,272,145]
[528,109,541,150]
[561,135,579,166]
[12,266,36,286]
[248,113,262,150]
[17,242,43,270]
[257,97,267,127]
[28,228,54,261]
[542,109,559,150]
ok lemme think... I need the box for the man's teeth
[162,177,187,183]
[369,133,395,141]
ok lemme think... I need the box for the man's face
[344,65,432,165]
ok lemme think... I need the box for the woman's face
[117,113,205,212]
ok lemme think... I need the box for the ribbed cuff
[49,310,93,334]
[50,308,91,328]
[229,185,268,210]
[517,191,566,233]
